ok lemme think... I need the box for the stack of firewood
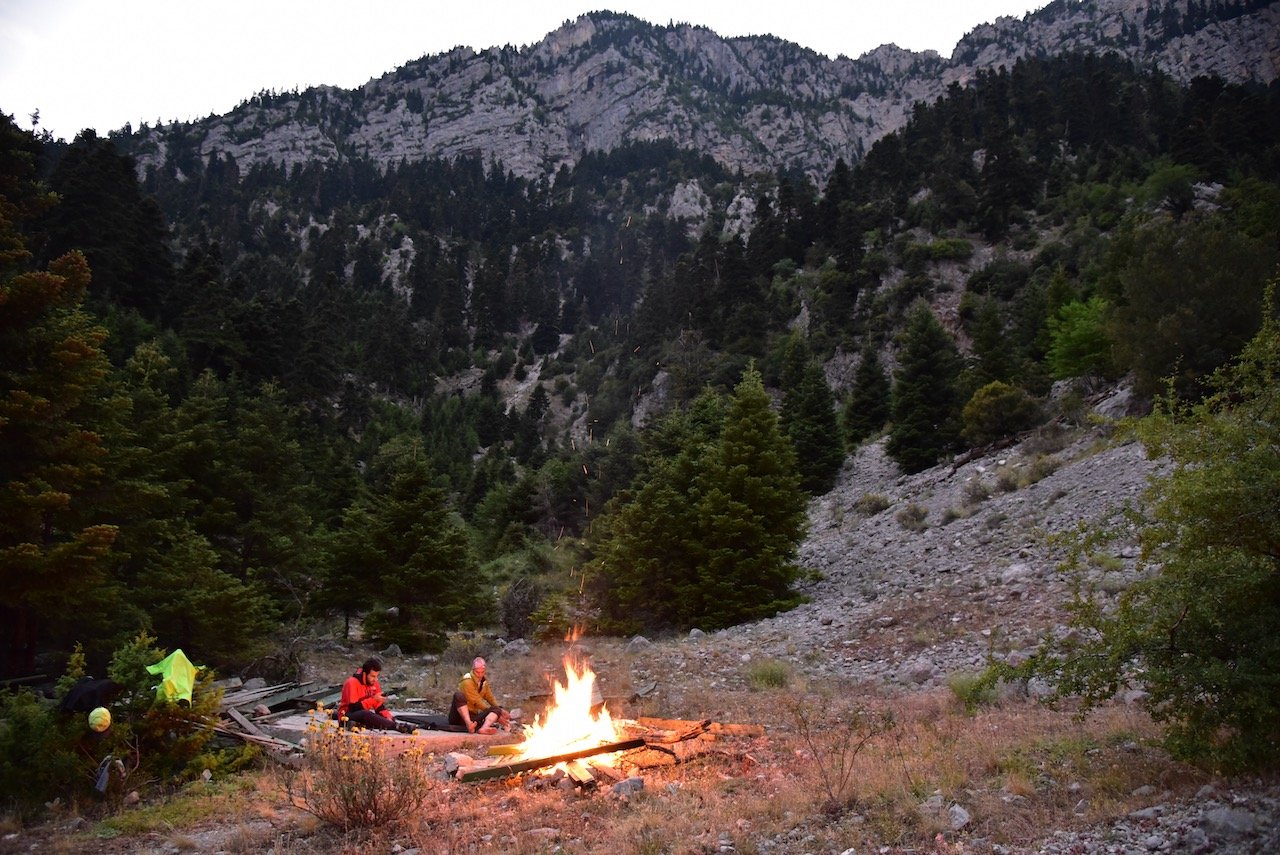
[454,716,764,785]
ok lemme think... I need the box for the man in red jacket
[337,658,414,732]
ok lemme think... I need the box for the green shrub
[1014,288,1280,770]
[0,691,83,817]
[961,381,1043,447]
[1,633,228,818]
[896,503,929,532]
[854,493,892,515]
[287,722,436,830]
[949,672,999,713]
[747,659,792,689]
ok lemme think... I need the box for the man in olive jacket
[448,656,510,733]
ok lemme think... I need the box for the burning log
[456,737,645,783]
[564,760,597,788]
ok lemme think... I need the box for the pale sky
[1,1,1049,142]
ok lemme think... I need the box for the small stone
[613,776,645,797]
[948,804,971,830]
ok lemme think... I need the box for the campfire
[455,649,764,786]
[514,653,623,765]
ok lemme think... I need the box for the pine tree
[782,354,844,495]
[690,365,808,627]
[1,117,117,676]
[590,367,807,631]
[843,343,891,446]
[360,464,488,653]
[887,301,963,473]
[104,342,275,666]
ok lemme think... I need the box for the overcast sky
[1,1,1048,142]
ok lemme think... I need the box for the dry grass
[25,643,1219,855]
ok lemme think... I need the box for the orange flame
[516,652,619,764]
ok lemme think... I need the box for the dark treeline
[4,53,1278,679]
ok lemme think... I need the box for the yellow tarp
[146,649,198,703]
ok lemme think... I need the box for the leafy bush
[0,691,83,817]
[0,633,227,817]
[287,720,436,830]
[1011,287,1280,770]
[961,381,1043,447]
[1046,296,1115,380]
[948,672,999,714]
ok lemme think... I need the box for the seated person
[337,658,415,733]
[447,656,511,734]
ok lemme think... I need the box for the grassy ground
[6,638,1224,855]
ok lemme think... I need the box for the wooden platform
[260,710,521,756]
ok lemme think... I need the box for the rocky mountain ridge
[122,0,1280,183]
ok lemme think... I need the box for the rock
[1203,807,1257,837]
[444,753,474,776]
[504,638,532,655]
[242,677,267,691]
[627,636,652,652]
[1001,562,1035,584]
[949,804,971,831]
[613,776,645,797]
[381,643,403,657]
[688,628,705,639]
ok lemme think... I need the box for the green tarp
[146,649,197,703]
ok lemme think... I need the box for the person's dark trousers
[347,708,399,730]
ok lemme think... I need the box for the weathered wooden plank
[458,737,646,783]
[226,707,268,738]
[564,760,596,787]
[586,759,626,781]
[635,716,765,737]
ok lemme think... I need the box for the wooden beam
[226,707,268,738]
[564,760,596,787]
[635,716,765,738]
[458,737,645,783]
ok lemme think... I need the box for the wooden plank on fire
[458,737,646,783]
[564,760,596,787]
[635,716,765,738]
[586,759,626,782]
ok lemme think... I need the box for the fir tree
[1,116,117,675]
[887,301,963,473]
[360,464,488,653]
[843,343,891,446]
[782,357,844,495]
